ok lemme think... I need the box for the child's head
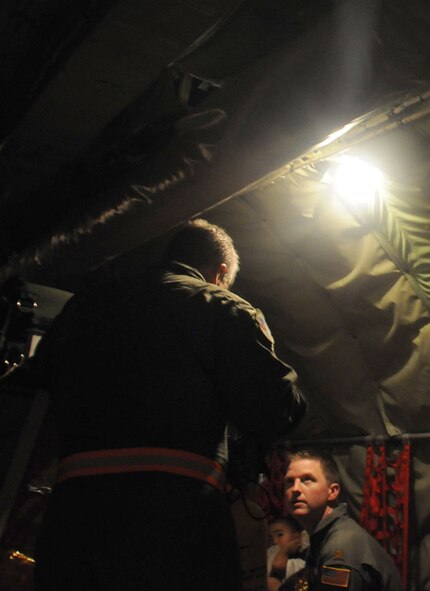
[268,516,302,553]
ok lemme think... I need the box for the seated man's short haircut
[287,448,340,486]
[165,219,240,288]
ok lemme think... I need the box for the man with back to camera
[280,449,403,591]
[13,219,307,591]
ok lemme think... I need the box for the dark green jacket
[31,261,306,461]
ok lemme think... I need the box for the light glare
[333,158,383,206]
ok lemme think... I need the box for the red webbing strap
[361,444,389,543]
[402,444,410,588]
[391,443,410,589]
[360,441,411,588]
[378,445,389,551]
[359,445,374,529]
[57,447,226,493]
[256,448,288,519]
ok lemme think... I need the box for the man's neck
[301,505,334,536]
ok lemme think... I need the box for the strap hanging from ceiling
[359,441,410,589]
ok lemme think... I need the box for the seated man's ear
[328,482,340,503]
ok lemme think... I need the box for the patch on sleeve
[321,566,351,588]
[254,309,274,343]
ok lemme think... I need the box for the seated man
[267,516,307,591]
[281,449,403,591]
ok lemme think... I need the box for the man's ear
[328,482,340,502]
[200,263,226,285]
[216,263,228,286]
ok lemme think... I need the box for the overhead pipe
[286,432,430,447]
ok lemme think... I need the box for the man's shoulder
[324,512,370,549]
[164,268,254,310]
[160,268,265,328]
[320,511,400,577]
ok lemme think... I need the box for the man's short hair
[165,219,240,288]
[287,448,340,485]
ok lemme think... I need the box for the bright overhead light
[332,157,383,206]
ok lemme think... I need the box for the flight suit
[31,261,306,591]
[304,504,403,591]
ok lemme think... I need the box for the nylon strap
[57,447,226,493]
[359,442,410,588]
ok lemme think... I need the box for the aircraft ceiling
[1,1,430,588]
[1,0,429,289]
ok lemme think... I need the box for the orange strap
[58,447,226,493]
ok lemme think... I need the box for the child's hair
[269,515,302,533]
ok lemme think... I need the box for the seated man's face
[284,458,338,525]
[268,522,301,554]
